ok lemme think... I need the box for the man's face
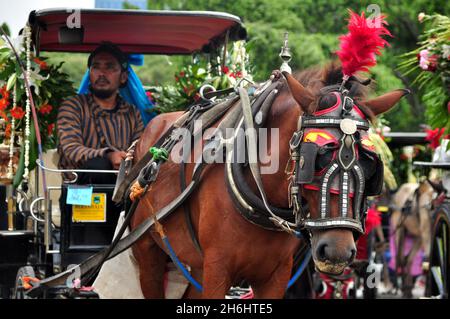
[89,51,127,99]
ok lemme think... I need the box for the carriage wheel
[426,205,450,299]
[12,266,36,299]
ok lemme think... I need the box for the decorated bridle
[284,10,391,238]
[287,84,383,236]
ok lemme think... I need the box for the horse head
[282,65,408,275]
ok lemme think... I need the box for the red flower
[11,106,25,120]
[427,54,438,72]
[146,91,153,103]
[0,98,9,111]
[0,110,8,121]
[229,72,236,78]
[0,85,10,100]
[425,128,445,150]
[221,66,229,74]
[175,75,179,82]
[400,153,409,161]
[39,104,53,115]
[47,123,55,136]
[411,146,420,158]
[179,71,185,78]
[34,57,48,70]
[235,71,243,78]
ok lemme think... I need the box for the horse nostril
[349,247,356,261]
[317,242,328,261]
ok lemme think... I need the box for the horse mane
[292,61,375,122]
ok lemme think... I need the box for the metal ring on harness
[199,84,217,101]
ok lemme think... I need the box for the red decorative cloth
[356,204,381,260]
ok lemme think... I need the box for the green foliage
[152,41,251,113]
[122,1,140,9]
[0,36,75,184]
[245,23,338,80]
[42,52,88,86]
[371,63,424,131]
[0,23,10,36]
[390,144,432,185]
[146,0,447,135]
[399,13,450,135]
[152,64,210,113]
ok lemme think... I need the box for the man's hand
[270,69,282,81]
[106,151,127,169]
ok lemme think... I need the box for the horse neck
[259,90,301,208]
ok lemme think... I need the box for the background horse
[130,63,406,298]
[389,178,442,296]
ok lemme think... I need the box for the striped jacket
[57,93,144,171]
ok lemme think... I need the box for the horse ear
[426,178,446,194]
[282,71,314,113]
[362,89,410,115]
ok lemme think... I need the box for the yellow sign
[72,193,107,222]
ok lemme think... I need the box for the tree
[123,1,140,9]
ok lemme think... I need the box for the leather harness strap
[233,87,299,234]
[112,124,175,203]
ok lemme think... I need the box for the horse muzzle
[311,229,356,275]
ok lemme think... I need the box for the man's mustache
[95,77,110,85]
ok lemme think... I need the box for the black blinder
[295,142,319,184]
[315,147,334,172]
[359,149,384,196]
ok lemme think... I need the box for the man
[57,43,144,184]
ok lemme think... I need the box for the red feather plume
[336,10,392,77]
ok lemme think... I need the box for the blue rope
[162,235,203,292]
[287,249,312,289]
[162,232,311,293]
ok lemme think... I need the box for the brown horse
[129,63,407,298]
[390,179,442,297]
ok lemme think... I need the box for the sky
[0,0,95,37]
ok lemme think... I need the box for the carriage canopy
[27,8,247,55]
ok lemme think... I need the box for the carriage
[413,159,450,299]
[0,8,408,300]
[0,8,246,299]
[368,131,449,299]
